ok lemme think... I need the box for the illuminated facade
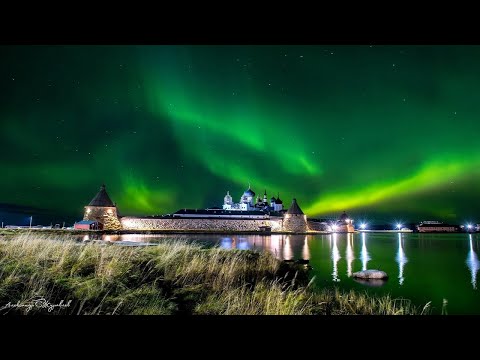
[223,185,283,212]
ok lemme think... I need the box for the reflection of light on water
[302,236,310,260]
[220,237,233,249]
[103,235,120,242]
[270,235,282,259]
[283,236,293,260]
[360,232,370,271]
[114,234,157,243]
[346,233,354,277]
[331,234,341,282]
[467,234,480,290]
[237,239,250,250]
[396,233,408,286]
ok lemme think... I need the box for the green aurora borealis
[1,45,480,223]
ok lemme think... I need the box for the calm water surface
[80,232,480,314]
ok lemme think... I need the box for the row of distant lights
[357,223,476,230]
[356,223,403,230]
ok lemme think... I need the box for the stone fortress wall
[283,214,309,232]
[84,206,122,230]
[83,184,315,233]
[121,217,285,232]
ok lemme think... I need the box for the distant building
[417,221,460,232]
[321,211,355,233]
[223,185,283,212]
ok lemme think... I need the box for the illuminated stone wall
[83,206,120,230]
[103,212,123,231]
[335,224,355,233]
[307,221,327,231]
[283,214,309,232]
[121,217,285,232]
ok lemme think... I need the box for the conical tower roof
[88,184,115,207]
[287,198,304,215]
[339,211,349,221]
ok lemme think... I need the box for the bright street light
[360,223,367,230]
[396,223,402,230]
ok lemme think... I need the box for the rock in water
[352,269,388,279]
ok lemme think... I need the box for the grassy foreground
[0,234,429,315]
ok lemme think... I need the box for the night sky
[1,45,480,224]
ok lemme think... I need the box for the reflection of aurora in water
[331,234,341,282]
[360,232,371,271]
[346,233,355,277]
[467,234,480,290]
[396,233,408,286]
[72,232,480,314]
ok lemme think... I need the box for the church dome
[270,196,277,202]
[243,187,255,197]
[275,194,283,204]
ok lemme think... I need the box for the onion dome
[224,191,232,204]
[243,184,255,197]
[275,193,283,204]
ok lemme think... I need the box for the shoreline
[0,235,426,315]
[0,228,330,236]
[0,229,477,236]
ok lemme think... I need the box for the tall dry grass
[0,233,426,315]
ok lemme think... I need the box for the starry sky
[1,45,480,225]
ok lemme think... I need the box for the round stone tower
[338,211,355,233]
[83,184,122,230]
[283,198,308,232]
